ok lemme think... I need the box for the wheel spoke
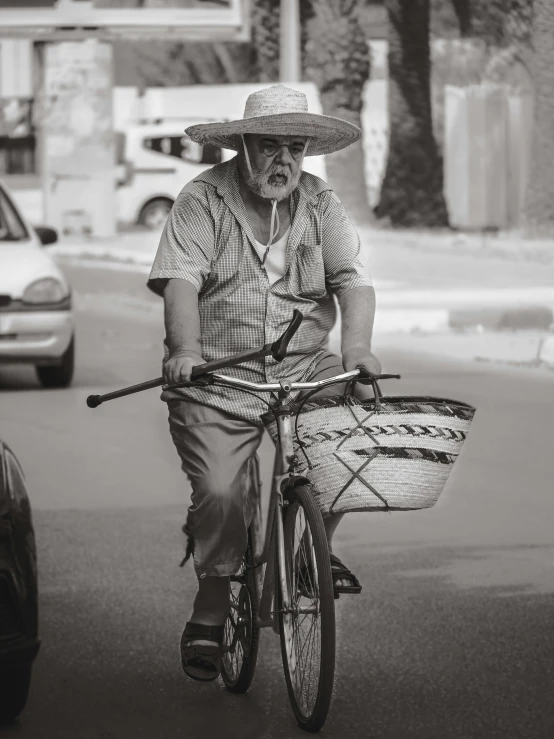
[296,606,318,707]
[223,582,251,681]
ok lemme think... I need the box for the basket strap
[329,450,390,514]
[336,404,380,450]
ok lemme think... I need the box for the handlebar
[87,310,304,409]
[169,370,401,395]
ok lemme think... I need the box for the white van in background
[115,120,234,229]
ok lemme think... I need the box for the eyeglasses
[259,139,307,160]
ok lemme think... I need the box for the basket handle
[346,372,383,411]
[369,377,382,411]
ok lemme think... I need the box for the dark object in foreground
[0,439,40,724]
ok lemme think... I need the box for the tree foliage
[430,0,534,46]
[112,0,270,86]
[250,0,280,81]
[304,1,369,116]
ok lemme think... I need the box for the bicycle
[86,310,400,733]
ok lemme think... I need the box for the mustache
[265,168,291,184]
[268,164,291,176]
[245,161,299,200]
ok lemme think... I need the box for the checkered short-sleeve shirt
[148,157,373,424]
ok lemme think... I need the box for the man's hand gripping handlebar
[86,310,304,409]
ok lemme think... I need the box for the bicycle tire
[279,484,335,732]
[221,534,260,693]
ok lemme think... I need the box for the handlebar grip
[355,371,401,386]
[86,394,102,408]
[271,310,304,362]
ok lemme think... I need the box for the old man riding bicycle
[147,84,380,682]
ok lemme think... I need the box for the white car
[115,121,232,230]
[0,180,74,388]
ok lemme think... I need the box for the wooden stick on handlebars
[86,310,304,409]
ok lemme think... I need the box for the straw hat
[185,84,361,157]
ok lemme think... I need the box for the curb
[538,335,554,368]
[50,244,155,267]
[449,305,554,332]
[51,246,554,338]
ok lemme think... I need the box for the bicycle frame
[216,371,359,632]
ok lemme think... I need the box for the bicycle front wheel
[279,484,336,733]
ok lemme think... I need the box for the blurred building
[0,0,250,236]
[0,39,35,181]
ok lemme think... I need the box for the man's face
[240,133,307,201]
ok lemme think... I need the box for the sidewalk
[50,226,554,371]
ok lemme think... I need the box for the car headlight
[22,278,67,304]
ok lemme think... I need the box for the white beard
[245,163,301,202]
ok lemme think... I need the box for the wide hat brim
[185,112,361,157]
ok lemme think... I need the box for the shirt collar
[193,158,332,268]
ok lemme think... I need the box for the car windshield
[0,186,29,242]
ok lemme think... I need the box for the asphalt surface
[0,264,553,739]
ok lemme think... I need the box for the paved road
[1,264,553,739]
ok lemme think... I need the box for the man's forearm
[339,286,376,354]
[163,278,202,356]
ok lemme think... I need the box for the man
[148,85,381,682]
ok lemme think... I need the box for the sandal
[296,554,362,599]
[180,622,225,682]
[330,554,362,596]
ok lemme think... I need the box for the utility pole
[279,0,301,83]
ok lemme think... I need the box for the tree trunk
[304,0,371,226]
[375,0,449,227]
[523,0,554,227]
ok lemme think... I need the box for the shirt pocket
[294,243,327,299]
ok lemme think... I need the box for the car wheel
[36,336,75,389]
[138,198,173,230]
[0,664,32,724]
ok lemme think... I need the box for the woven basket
[262,394,476,515]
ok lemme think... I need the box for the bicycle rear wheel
[279,484,335,732]
[221,536,260,693]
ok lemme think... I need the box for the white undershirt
[252,226,291,286]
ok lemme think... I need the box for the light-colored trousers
[165,352,373,578]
